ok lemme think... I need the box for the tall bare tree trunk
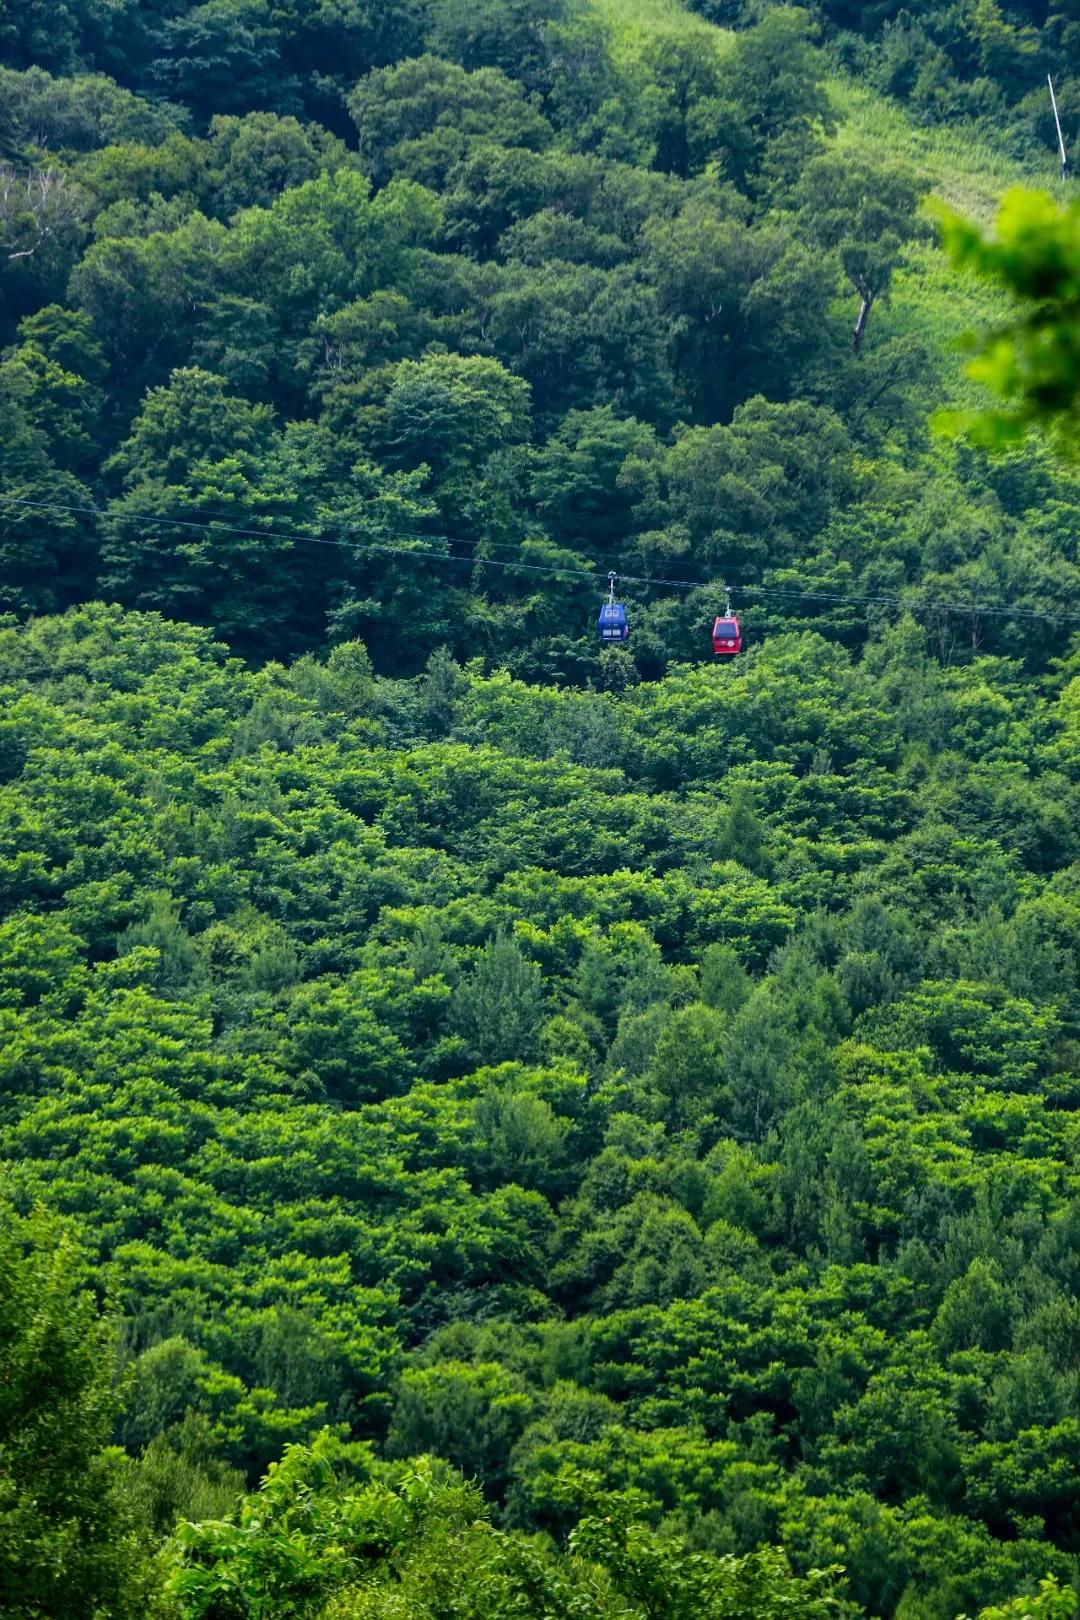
[853,290,873,355]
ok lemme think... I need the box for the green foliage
[0,1202,154,1617]
[796,150,928,351]
[164,1434,850,1619]
[964,1576,1079,1620]
[939,187,1080,455]
[349,55,552,188]
[3,1,1080,1615]
[452,929,546,1065]
[0,587,1073,1609]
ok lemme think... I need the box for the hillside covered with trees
[2,2,1080,1616]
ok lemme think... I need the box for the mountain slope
[1,4,1080,1617]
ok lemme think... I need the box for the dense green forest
[2,1,1080,1615]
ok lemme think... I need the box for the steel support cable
[2,491,1079,625]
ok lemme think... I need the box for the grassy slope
[590,0,720,56]
[592,0,1063,408]
[831,82,1049,401]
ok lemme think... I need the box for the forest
[2,1,1080,1616]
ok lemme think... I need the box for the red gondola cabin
[712,615,742,656]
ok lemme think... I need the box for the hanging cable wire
[0,490,594,568]
[0,493,601,581]
[2,490,1079,625]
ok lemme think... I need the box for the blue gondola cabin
[598,602,628,642]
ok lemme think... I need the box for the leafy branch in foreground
[937,188,1080,454]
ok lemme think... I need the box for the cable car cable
[0,489,601,569]
[3,491,1080,626]
[0,493,602,582]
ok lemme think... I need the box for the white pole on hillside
[1049,74,1068,182]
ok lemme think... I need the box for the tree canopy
[1,0,1080,1616]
